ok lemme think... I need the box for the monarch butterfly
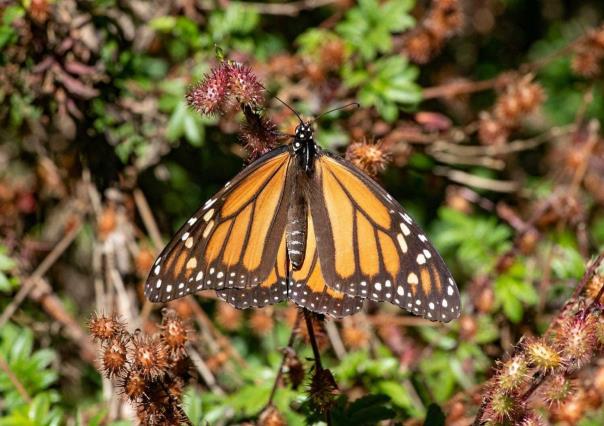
[145,120,461,322]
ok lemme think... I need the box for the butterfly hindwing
[145,146,293,303]
[307,153,461,322]
[288,206,365,317]
[216,230,290,308]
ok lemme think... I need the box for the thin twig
[266,311,301,407]
[422,78,498,100]
[0,353,31,402]
[324,320,346,360]
[0,220,83,328]
[434,167,519,193]
[186,343,225,395]
[133,188,164,251]
[29,278,97,364]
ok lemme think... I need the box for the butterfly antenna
[311,102,360,124]
[258,83,304,123]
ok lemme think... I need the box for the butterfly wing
[287,200,365,318]
[306,153,461,322]
[216,230,290,309]
[145,146,293,303]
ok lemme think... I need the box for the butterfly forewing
[144,146,292,303]
[307,153,461,322]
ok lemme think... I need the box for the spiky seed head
[131,333,168,378]
[227,63,264,107]
[89,313,125,342]
[496,355,530,392]
[525,338,563,372]
[345,139,391,178]
[557,314,597,370]
[160,311,188,358]
[101,337,129,378]
[542,374,574,406]
[483,390,524,423]
[186,64,230,115]
[121,371,146,401]
[308,368,339,413]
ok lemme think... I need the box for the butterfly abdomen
[286,195,307,269]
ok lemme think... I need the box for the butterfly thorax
[292,122,317,175]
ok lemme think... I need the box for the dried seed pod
[101,337,129,378]
[308,368,339,413]
[345,139,391,178]
[131,333,169,378]
[89,313,125,342]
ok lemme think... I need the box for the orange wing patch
[323,159,391,229]
[290,207,364,317]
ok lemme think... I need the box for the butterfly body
[145,122,461,321]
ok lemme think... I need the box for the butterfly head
[293,121,317,173]
[293,122,314,147]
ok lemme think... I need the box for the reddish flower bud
[227,63,264,107]
[186,64,231,115]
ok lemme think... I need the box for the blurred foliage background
[1,0,604,424]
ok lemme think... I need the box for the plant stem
[303,309,323,371]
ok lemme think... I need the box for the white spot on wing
[397,234,408,253]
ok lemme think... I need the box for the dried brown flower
[160,311,189,358]
[216,303,243,331]
[478,112,509,145]
[89,313,125,342]
[102,337,129,378]
[258,405,287,426]
[249,310,275,336]
[425,0,464,39]
[346,139,391,177]
[494,75,545,125]
[403,28,441,64]
[342,325,369,349]
[121,371,146,401]
[308,368,339,413]
[131,333,169,378]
